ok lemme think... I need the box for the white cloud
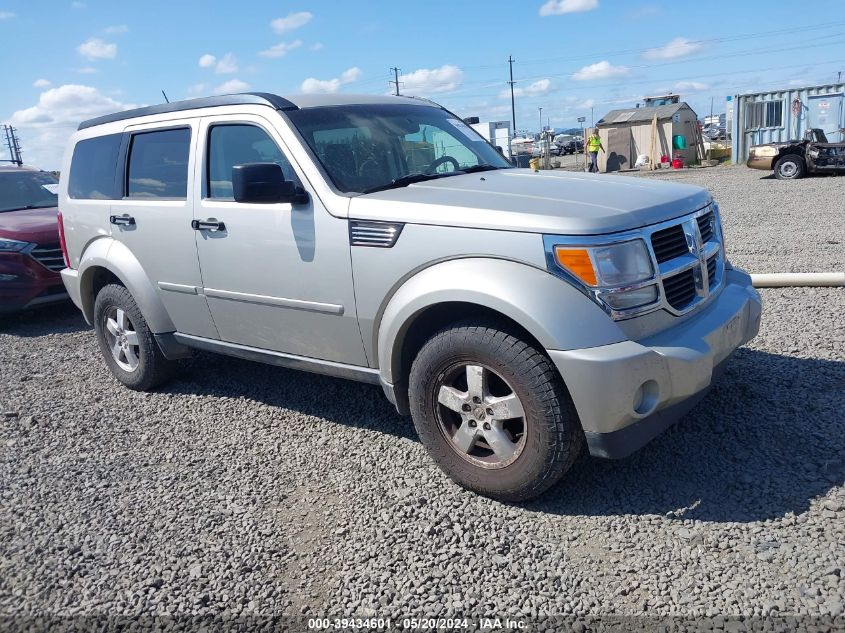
[500,78,553,99]
[643,37,703,60]
[259,40,302,58]
[572,60,629,81]
[271,11,312,34]
[213,79,250,94]
[214,53,238,74]
[675,81,708,92]
[539,0,598,16]
[310,42,324,51]
[400,64,463,95]
[0,10,15,19]
[198,54,216,68]
[300,67,362,94]
[9,84,136,169]
[77,38,117,60]
[104,24,128,34]
[33,79,52,88]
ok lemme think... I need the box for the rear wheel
[93,284,176,391]
[774,154,805,179]
[409,321,583,502]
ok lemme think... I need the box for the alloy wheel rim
[435,363,527,469]
[104,307,140,373]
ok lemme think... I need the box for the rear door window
[127,128,191,199]
[68,134,122,199]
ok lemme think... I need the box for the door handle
[109,214,135,226]
[191,219,226,232]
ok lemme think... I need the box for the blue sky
[2,0,844,168]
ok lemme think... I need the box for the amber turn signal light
[554,247,597,286]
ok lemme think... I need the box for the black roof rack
[77,92,298,131]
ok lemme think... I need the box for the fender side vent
[349,221,404,248]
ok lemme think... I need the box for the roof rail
[77,92,298,131]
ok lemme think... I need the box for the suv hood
[0,206,60,245]
[349,169,711,235]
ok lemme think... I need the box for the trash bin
[512,154,532,168]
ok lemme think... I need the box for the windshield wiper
[460,164,503,174]
[1,204,57,212]
[360,172,452,194]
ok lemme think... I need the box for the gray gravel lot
[1,166,843,625]
[632,165,844,276]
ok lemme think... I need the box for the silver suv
[58,93,762,501]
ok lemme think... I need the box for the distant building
[731,82,845,162]
[595,101,699,172]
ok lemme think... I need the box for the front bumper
[0,252,67,313]
[746,155,774,171]
[549,268,762,459]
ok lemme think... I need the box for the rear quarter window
[68,133,122,200]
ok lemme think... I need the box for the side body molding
[76,237,176,333]
[376,257,628,387]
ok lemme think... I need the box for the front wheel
[93,284,176,391]
[409,322,584,502]
[774,154,805,180]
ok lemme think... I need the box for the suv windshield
[286,104,512,194]
[0,170,59,213]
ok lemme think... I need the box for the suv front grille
[650,224,688,263]
[30,243,65,272]
[648,206,724,316]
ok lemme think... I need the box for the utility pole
[389,67,402,96]
[538,107,543,131]
[508,55,516,139]
[2,125,22,166]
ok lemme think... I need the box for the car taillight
[57,210,71,269]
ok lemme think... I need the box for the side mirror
[232,163,309,204]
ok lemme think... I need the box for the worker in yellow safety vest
[587,131,604,173]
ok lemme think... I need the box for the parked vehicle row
[57,92,761,501]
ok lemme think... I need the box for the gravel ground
[630,165,844,276]
[1,167,843,627]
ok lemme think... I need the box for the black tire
[774,154,805,180]
[409,321,584,502]
[93,284,176,391]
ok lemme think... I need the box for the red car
[0,165,68,313]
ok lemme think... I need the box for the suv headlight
[0,239,31,252]
[549,238,659,313]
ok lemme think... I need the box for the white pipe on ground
[751,272,845,288]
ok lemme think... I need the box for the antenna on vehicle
[161,90,170,104]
